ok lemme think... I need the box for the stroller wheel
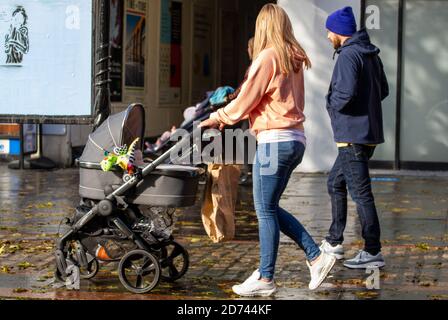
[54,258,99,282]
[159,241,189,282]
[118,250,161,294]
[79,258,99,280]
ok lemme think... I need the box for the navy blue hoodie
[326,28,389,145]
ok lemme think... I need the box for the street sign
[0,0,94,123]
[0,139,10,154]
[0,138,20,155]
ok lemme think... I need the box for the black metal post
[394,0,404,170]
[92,0,111,131]
[360,0,366,29]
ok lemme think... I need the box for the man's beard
[333,38,342,50]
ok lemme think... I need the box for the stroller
[55,103,206,294]
[144,87,234,160]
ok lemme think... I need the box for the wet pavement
[0,164,447,300]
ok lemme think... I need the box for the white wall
[278,0,361,172]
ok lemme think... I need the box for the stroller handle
[141,126,204,176]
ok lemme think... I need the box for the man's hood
[337,28,380,55]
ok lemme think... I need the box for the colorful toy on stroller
[54,104,206,293]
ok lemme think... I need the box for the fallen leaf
[13,288,28,293]
[31,289,48,294]
[345,279,364,286]
[105,285,119,290]
[1,266,12,273]
[0,226,18,232]
[354,291,379,298]
[351,240,364,246]
[200,258,215,266]
[419,281,433,287]
[17,262,35,270]
[415,243,430,250]
[8,244,21,253]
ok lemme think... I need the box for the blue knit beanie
[326,6,357,36]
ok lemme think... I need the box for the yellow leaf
[355,291,379,298]
[415,243,430,250]
[17,262,35,270]
[9,244,21,253]
[1,265,11,273]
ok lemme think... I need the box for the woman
[199,4,336,296]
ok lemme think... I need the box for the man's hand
[198,118,225,131]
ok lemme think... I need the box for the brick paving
[0,166,447,300]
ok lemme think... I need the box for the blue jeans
[253,141,321,280]
[326,144,382,255]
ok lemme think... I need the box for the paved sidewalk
[0,166,447,300]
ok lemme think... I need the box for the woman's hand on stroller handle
[199,118,225,131]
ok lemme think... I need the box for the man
[320,6,389,269]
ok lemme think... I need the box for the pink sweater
[210,47,306,137]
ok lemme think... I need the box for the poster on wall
[22,123,37,154]
[0,0,93,118]
[191,3,213,103]
[125,0,146,89]
[110,0,124,102]
[159,0,182,105]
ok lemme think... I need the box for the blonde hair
[253,3,311,73]
[248,37,255,60]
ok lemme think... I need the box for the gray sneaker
[320,240,344,260]
[343,250,385,269]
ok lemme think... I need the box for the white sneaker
[320,240,345,260]
[307,251,336,290]
[232,269,277,297]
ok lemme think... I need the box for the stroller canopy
[80,104,145,164]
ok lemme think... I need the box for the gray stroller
[55,104,205,294]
